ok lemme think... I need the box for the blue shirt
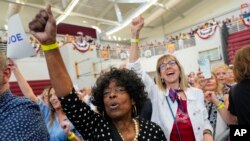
[0,90,49,141]
[38,98,82,141]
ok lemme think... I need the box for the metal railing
[0,43,45,57]
[0,44,7,55]
[227,20,248,34]
[96,37,196,59]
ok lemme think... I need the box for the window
[199,47,221,61]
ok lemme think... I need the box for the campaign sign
[7,14,36,59]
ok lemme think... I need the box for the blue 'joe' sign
[8,33,23,44]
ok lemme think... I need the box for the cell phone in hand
[198,58,211,79]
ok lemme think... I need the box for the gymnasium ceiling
[0,0,204,40]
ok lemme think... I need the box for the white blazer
[128,60,213,141]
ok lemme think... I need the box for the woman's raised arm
[8,59,38,103]
[129,16,144,63]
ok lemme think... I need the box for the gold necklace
[118,119,139,141]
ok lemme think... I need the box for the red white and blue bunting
[72,40,90,53]
[241,3,250,27]
[242,16,250,27]
[196,25,217,39]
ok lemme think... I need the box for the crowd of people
[1,4,250,141]
[0,7,247,61]
[8,59,83,141]
[87,9,250,60]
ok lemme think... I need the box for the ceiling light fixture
[91,26,102,33]
[16,0,26,4]
[154,2,164,8]
[56,0,79,24]
[4,24,8,30]
[105,0,158,36]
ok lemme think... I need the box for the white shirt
[127,60,213,141]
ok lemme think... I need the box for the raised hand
[7,58,17,71]
[204,91,215,103]
[61,120,71,136]
[195,69,207,89]
[210,91,218,103]
[29,5,56,45]
[131,16,144,38]
[222,84,230,95]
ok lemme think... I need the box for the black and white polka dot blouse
[59,89,167,141]
[0,90,49,141]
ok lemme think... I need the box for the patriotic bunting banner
[196,25,217,39]
[241,16,250,27]
[72,40,90,53]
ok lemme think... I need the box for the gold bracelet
[131,38,140,44]
[41,42,59,51]
[217,102,225,110]
[67,132,75,141]
[203,129,212,136]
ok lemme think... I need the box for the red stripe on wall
[57,23,97,38]
[10,80,51,96]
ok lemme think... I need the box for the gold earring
[133,105,137,116]
[102,110,106,117]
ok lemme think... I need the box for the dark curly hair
[91,67,148,118]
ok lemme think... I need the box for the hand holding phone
[198,58,211,79]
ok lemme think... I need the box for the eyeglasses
[159,60,177,70]
[103,86,126,97]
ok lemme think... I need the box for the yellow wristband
[67,132,75,141]
[131,38,140,44]
[41,42,59,51]
[217,102,225,110]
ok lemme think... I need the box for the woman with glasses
[28,5,167,141]
[127,16,213,141]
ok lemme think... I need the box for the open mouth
[206,83,213,86]
[109,103,119,109]
[167,72,174,76]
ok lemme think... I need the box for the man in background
[0,51,49,141]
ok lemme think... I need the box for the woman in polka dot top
[29,5,167,141]
[60,68,167,140]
